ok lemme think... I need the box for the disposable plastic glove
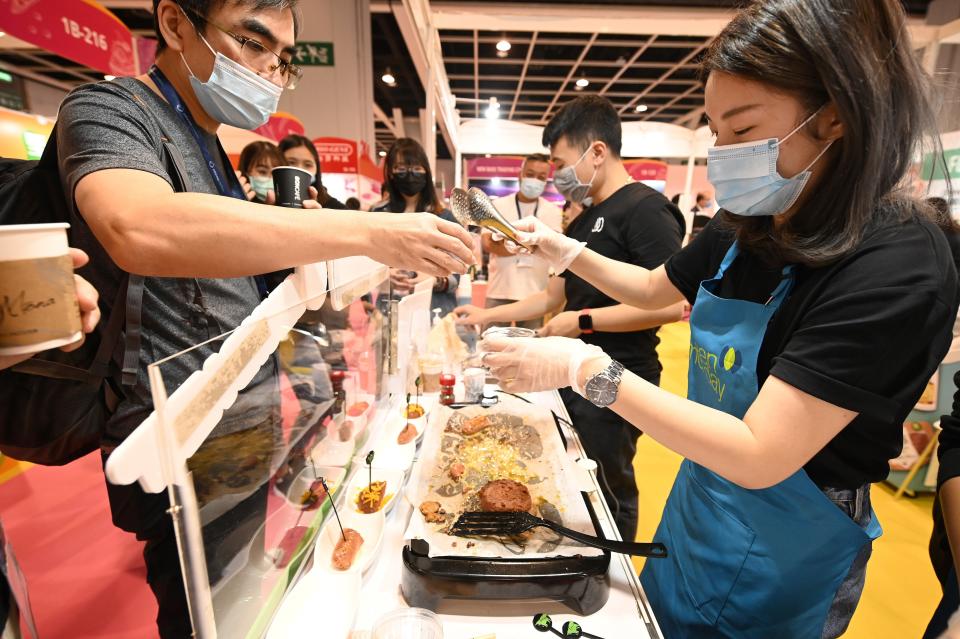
[480,335,610,394]
[511,216,586,274]
[941,608,960,639]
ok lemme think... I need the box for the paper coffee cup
[0,223,82,356]
[271,166,313,208]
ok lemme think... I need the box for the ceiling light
[378,150,386,157]
[635,104,648,112]
[575,77,589,89]
[381,68,396,85]
[496,39,511,53]
[103,74,115,81]
[485,103,500,120]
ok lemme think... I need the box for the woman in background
[278,134,347,210]
[238,140,284,204]
[372,138,460,315]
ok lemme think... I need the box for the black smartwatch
[578,309,594,334]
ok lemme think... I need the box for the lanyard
[515,193,539,219]
[148,66,246,200]
[149,66,269,298]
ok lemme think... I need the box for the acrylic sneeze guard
[103,257,394,638]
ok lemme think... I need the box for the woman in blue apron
[480,0,959,636]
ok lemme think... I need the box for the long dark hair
[701,0,944,266]
[238,141,283,176]
[278,134,320,176]
[928,197,960,235]
[383,138,443,214]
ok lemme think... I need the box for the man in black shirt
[456,96,684,539]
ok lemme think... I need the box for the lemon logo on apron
[721,346,741,373]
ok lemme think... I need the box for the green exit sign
[293,41,334,66]
[922,148,960,181]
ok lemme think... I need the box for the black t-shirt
[666,214,959,488]
[564,182,685,380]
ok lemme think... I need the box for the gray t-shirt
[56,77,264,446]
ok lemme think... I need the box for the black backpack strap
[11,358,90,383]
[120,274,145,387]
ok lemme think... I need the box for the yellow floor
[632,321,940,637]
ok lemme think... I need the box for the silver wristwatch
[584,359,625,407]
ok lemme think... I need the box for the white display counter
[269,389,663,639]
[104,260,663,638]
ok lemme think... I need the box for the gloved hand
[480,335,610,394]
[941,607,960,639]
[512,216,586,274]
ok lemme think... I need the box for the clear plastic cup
[463,366,486,403]
[371,607,443,639]
[418,355,443,393]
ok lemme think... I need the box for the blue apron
[640,243,881,638]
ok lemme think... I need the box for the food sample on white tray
[406,396,604,559]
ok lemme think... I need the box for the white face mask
[707,108,832,217]
[519,177,546,200]
[180,27,282,130]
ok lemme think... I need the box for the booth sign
[0,0,137,76]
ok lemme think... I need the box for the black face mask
[393,172,428,197]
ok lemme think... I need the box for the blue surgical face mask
[519,177,546,200]
[180,25,282,130]
[249,175,273,199]
[552,146,597,204]
[707,108,832,217]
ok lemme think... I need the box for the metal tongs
[450,187,531,250]
[451,511,668,558]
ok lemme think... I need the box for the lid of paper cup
[271,165,313,178]
[0,223,70,233]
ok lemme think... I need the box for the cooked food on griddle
[397,423,418,445]
[448,462,465,481]
[356,480,388,513]
[419,500,448,524]
[479,479,533,512]
[461,414,492,436]
[331,528,364,570]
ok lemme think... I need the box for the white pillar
[419,62,437,173]
[277,0,375,153]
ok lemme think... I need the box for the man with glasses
[52,1,474,635]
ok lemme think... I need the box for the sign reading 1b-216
[293,42,334,66]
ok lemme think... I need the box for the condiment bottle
[439,373,456,406]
